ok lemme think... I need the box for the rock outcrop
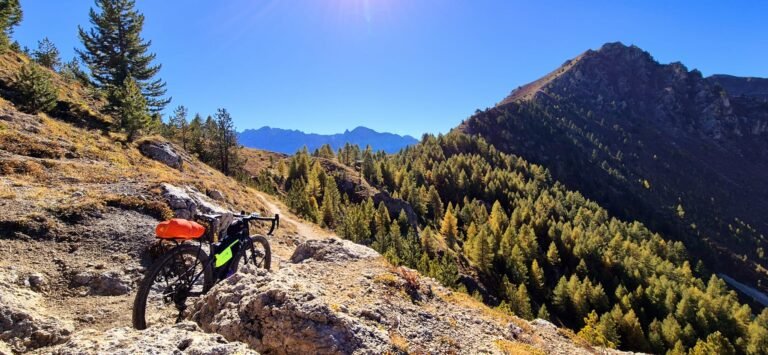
[138,140,183,170]
[69,270,132,296]
[0,268,72,353]
[290,238,379,263]
[185,239,618,355]
[161,183,229,220]
[50,322,257,355]
[190,268,391,355]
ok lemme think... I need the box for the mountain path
[255,192,336,239]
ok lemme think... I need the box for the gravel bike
[132,212,278,330]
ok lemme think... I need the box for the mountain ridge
[238,126,418,154]
[461,41,768,292]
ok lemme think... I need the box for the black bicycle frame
[173,213,279,297]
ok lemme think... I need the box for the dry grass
[389,331,410,354]
[241,147,288,174]
[47,199,106,223]
[0,51,110,125]
[493,339,545,355]
[373,272,400,287]
[0,159,47,180]
[0,183,15,199]
[440,291,533,334]
[0,212,59,239]
[0,52,277,237]
[0,131,70,159]
[105,195,174,221]
[556,328,593,350]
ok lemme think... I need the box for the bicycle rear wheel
[132,244,212,330]
[231,235,272,272]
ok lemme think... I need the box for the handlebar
[234,212,280,236]
[196,212,280,236]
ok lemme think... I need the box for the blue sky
[13,0,768,137]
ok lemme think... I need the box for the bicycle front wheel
[132,244,212,330]
[231,235,272,273]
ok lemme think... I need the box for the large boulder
[161,183,230,220]
[139,140,183,170]
[189,269,390,355]
[51,322,257,355]
[290,238,380,263]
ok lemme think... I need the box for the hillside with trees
[248,132,768,354]
[461,43,768,297]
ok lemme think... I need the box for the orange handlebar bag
[156,219,206,239]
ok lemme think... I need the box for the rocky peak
[708,74,768,101]
[496,42,765,140]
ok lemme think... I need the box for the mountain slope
[238,126,418,154]
[460,42,768,291]
[708,74,768,101]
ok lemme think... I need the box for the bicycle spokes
[143,251,206,327]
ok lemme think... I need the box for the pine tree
[507,245,529,284]
[374,202,391,239]
[320,176,341,228]
[661,315,682,348]
[77,0,169,112]
[465,224,492,272]
[14,62,58,114]
[168,105,189,149]
[439,205,459,249]
[110,76,151,141]
[306,161,324,198]
[32,37,61,70]
[200,115,218,164]
[747,309,768,354]
[552,276,570,313]
[530,259,545,293]
[517,224,539,261]
[620,309,649,351]
[576,259,588,277]
[187,113,204,156]
[689,331,735,355]
[668,340,687,355]
[537,304,550,320]
[513,284,533,320]
[417,252,430,275]
[339,203,370,244]
[213,108,240,176]
[287,180,318,222]
[60,58,90,85]
[427,185,443,222]
[578,311,617,348]
[546,242,561,267]
[0,0,21,49]
[499,225,516,260]
[361,145,376,182]
[315,144,335,159]
[433,254,458,288]
[488,200,508,243]
[598,312,621,348]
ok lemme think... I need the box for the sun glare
[324,0,400,26]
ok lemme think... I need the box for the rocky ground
[0,185,625,354]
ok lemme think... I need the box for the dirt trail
[255,193,336,239]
